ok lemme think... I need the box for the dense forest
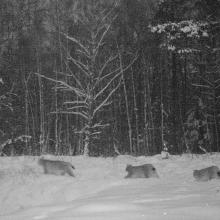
[0,0,219,156]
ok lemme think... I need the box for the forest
[0,0,219,156]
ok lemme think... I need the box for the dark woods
[0,0,219,156]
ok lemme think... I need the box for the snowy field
[1,154,220,220]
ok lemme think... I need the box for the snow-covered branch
[150,20,209,52]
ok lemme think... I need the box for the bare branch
[64,100,88,106]
[50,111,89,121]
[94,66,120,89]
[94,23,106,39]
[215,83,220,89]
[63,33,90,56]
[201,92,215,97]
[67,56,91,78]
[54,71,72,77]
[191,83,211,89]
[89,131,102,136]
[99,101,112,108]
[34,72,86,97]
[198,76,214,87]
[94,53,138,98]
[99,54,119,77]
[92,122,110,129]
[118,53,139,73]
[76,49,91,59]
[93,76,122,116]
[95,70,121,100]
[67,105,88,110]
[100,0,118,24]
[64,60,84,90]
[55,85,74,91]
[94,15,118,58]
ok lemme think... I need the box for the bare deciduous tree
[36,1,137,156]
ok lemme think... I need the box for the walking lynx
[38,158,75,177]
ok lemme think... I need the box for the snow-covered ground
[1,154,220,220]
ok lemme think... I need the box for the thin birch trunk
[37,52,45,154]
[161,101,164,151]
[171,52,178,152]
[143,72,149,154]
[24,77,30,154]
[146,65,155,153]
[38,75,45,153]
[55,1,62,154]
[160,56,164,151]
[55,65,59,154]
[57,0,71,155]
[143,54,151,154]
[131,67,139,154]
[213,100,219,151]
[118,48,133,153]
[147,76,155,152]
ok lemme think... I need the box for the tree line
[0,0,219,156]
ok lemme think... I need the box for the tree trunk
[119,49,133,154]
[131,67,139,154]
[171,52,179,152]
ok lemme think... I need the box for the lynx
[38,158,75,177]
[125,164,159,178]
[193,166,220,181]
